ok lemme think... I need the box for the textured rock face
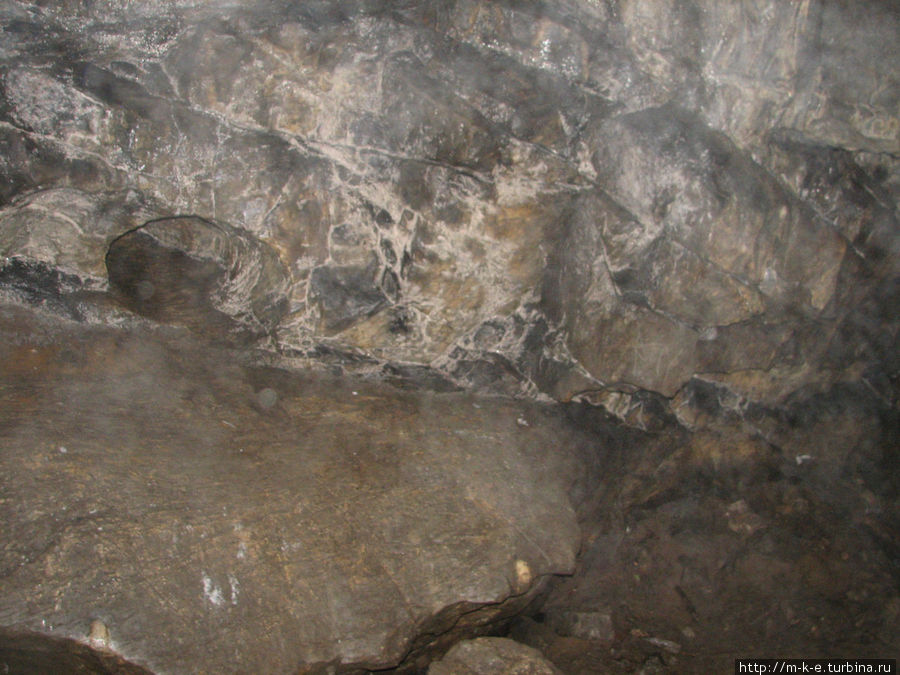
[0,1,898,672]
[0,0,895,422]
[0,303,588,674]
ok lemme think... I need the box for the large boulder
[0,302,587,674]
[546,104,853,401]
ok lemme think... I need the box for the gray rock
[0,256,85,320]
[588,105,846,315]
[0,0,895,422]
[0,1,897,673]
[308,261,388,334]
[429,637,563,675]
[0,188,156,281]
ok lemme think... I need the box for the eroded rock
[106,216,291,343]
[0,1,897,673]
[0,188,155,281]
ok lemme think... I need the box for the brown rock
[0,302,585,674]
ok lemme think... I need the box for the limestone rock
[764,130,900,281]
[0,0,896,420]
[0,188,156,282]
[0,2,897,672]
[588,105,846,314]
[308,261,389,335]
[428,637,563,675]
[0,302,586,674]
[622,0,900,154]
[545,103,889,403]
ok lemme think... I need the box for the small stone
[549,610,615,642]
[88,619,110,649]
[725,499,766,536]
[256,388,278,409]
[515,559,533,588]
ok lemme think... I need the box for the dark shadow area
[0,628,154,675]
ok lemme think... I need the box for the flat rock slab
[0,304,584,674]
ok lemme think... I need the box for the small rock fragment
[88,619,110,649]
[257,388,278,409]
[645,636,681,654]
[548,610,615,642]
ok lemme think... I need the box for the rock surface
[106,215,291,343]
[428,637,563,675]
[0,302,589,674]
[0,0,895,423]
[0,0,898,673]
[507,392,900,674]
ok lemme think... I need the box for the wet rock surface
[0,302,590,674]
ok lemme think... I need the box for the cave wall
[1,0,896,428]
[1,1,899,673]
